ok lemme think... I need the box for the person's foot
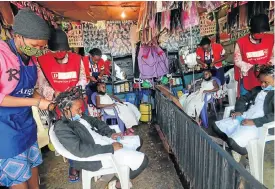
[124,131,134,136]
[128,128,135,133]
[68,167,80,183]
[106,180,132,189]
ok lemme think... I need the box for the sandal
[106,180,118,189]
[68,167,80,183]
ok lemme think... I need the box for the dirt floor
[38,123,184,189]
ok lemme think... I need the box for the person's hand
[111,103,116,107]
[210,63,215,68]
[111,133,123,140]
[90,76,97,82]
[241,119,255,126]
[112,142,123,151]
[231,112,242,119]
[203,63,208,68]
[202,90,208,93]
[38,99,51,110]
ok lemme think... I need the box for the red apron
[38,52,81,92]
[38,52,88,117]
[234,34,274,91]
[196,43,224,68]
[82,56,91,81]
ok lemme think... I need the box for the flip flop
[68,167,80,183]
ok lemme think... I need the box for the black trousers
[212,124,248,155]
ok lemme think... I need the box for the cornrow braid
[49,86,85,122]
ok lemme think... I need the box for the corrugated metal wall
[155,90,266,189]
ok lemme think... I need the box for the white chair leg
[117,166,130,189]
[247,140,260,181]
[257,126,269,183]
[82,169,92,189]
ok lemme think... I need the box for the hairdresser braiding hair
[48,86,85,125]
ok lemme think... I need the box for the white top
[243,90,267,119]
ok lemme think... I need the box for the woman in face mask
[234,14,274,97]
[36,29,87,183]
[213,66,274,159]
[36,29,87,101]
[0,9,51,188]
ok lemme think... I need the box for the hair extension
[48,86,85,124]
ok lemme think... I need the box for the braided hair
[49,86,85,123]
[258,65,274,77]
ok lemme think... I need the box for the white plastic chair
[49,125,131,189]
[246,122,275,183]
[32,106,49,149]
[224,68,238,106]
[223,106,275,183]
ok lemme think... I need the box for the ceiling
[37,1,141,22]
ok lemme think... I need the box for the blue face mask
[262,85,274,91]
[235,116,244,124]
[72,114,81,121]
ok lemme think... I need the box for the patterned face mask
[19,38,45,57]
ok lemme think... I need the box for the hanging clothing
[234,34,274,91]
[215,90,271,147]
[181,1,199,29]
[0,39,38,159]
[183,79,215,118]
[138,44,169,79]
[98,94,141,129]
[37,52,84,93]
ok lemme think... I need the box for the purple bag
[138,44,169,79]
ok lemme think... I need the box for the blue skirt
[0,142,42,187]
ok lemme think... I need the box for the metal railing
[155,89,266,189]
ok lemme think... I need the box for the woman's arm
[211,48,227,66]
[0,95,50,110]
[234,43,253,75]
[76,60,88,88]
[96,95,115,108]
[196,58,207,68]
[111,95,123,103]
[35,66,56,100]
